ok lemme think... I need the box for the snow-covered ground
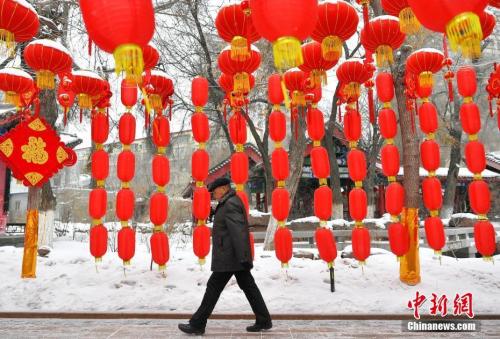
[0,234,499,315]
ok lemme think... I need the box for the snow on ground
[0,234,499,315]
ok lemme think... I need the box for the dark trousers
[189,270,271,329]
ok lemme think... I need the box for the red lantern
[142,43,159,71]
[248,0,318,69]
[474,220,496,257]
[464,141,486,174]
[311,146,330,179]
[193,224,211,262]
[272,188,290,221]
[215,4,260,61]
[352,227,371,262]
[311,0,358,61]
[192,112,210,144]
[490,0,500,8]
[314,186,332,221]
[119,113,136,145]
[479,10,496,40]
[57,76,76,119]
[151,232,169,268]
[0,0,39,56]
[145,70,174,111]
[360,16,406,68]
[424,216,445,252]
[150,192,168,225]
[90,224,108,260]
[457,66,477,98]
[192,77,209,107]
[283,69,308,107]
[268,74,284,105]
[218,46,261,93]
[219,73,255,95]
[91,150,109,183]
[274,227,293,265]
[343,109,362,142]
[388,222,410,257]
[88,188,107,220]
[117,151,135,183]
[418,102,438,135]
[152,155,170,187]
[80,0,155,80]
[24,39,72,90]
[192,149,209,183]
[72,70,103,110]
[118,227,136,263]
[381,0,421,34]
[336,59,372,100]
[271,148,289,182]
[229,113,247,145]
[378,108,398,140]
[468,180,491,215]
[406,48,445,88]
[315,227,337,264]
[349,188,367,221]
[116,189,135,221]
[420,140,440,172]
[121,79,137,108]
[152,115,170,148]
[193,187,211,221]
[408,0,488,59]
[385,182,405,216]
[381,145,400,178]
[347,150,367,182]
[460,103,481,135]
[91,112,109,145]
[0,68,34,107]
[376,73,395,103]
[307,107,325,141]
[269,110,286,142]
[422,177,443,212]
[231,152,249,185]
[299,41,338,87]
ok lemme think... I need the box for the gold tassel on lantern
[233,72,250,93]
[78,93,93,110]
[4,91,20,107]
[149,94,163,112]
[36,70,55,90]
[22,209,39,278]
[445,12,483,60]
[311,70,327,88]
[230,36,250,61]
[272,36,304,70]
[399,7,421,35]
[419,71,434,88]
[113,43,145,84]
[321,35,343,61]
[344,82,360,100]
[375,45,394,68]
[291,90,306,107]
[0,29,15,57]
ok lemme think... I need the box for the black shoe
[246,322,272,332]
[178,323,205,335]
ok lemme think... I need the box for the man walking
[179,177,272,335]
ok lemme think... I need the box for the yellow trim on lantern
[121,182,130,189]
[235,144,244,152]
[153,225,163,232]
[468,134,478,141]
[157,185,166,193]
[399,7,421,35]
[349,141,358,149]
[235,184,244,191]
[319,178,328,186]
[375,45,394,68]
[113,43,144,83]
[96,180,105,188]
[230,36,250,61]
[321,35,343,61]
[354,181,363,188]
[92,219,102,226]
[313,140,321,147]
[0,29,15,57]
[121,221,129,227]
[277,180,286,188]
[473,173,482,181]
[36,70,55,90]
[272,36,303,70]
[430,210,439,217]
[445,12,482,60]
[382,102,392,109]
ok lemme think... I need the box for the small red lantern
[272,188,290,222]
[145,70,174,112]
[315,227,337,265]
[388,222,410,257]
[385,182,405,216]
[352,227,371,262]
[118,227,136,264]
[474,220,496,258]
[418,102,438,135]
[479,10,496,40]
[152,155,170,187]
[72,70,103,110]
[88,188,107,220]
[192,77,209,108]
[284,69,308,107]
[91,112,109,145]
[0,0,39,56]
[381,0,421,34]
[299,41,338,87]
[152,115,170,148]
[381,144,400,178]
[376,73,395,103]
[349,188,367,221]
[150,192,168,226]
[116,188,135,222]
[229,113,247,145]
[460,103,481,135]
[151,232,169,269]
[91,150,109,184]
[271,148,289,182]
[464,141,486,174]
[336,59,372,100]
[231,152,249,185]
[457,66,477,98]
[314,186,332,221]
[347,150,367,182]
[378,108,398,140]
[311,146,330,179]
[343,109,362,142]
[117,150,135,183]
[269,110,286,142]
[219,73,256,95]
[121,79,138,108]
[268,74,284,105]
[119,113,136,145]
[142,43,159,71]
[424,216,445,252]
[192,149,209,183]
[422,177,443,212]
[0,68,34,108]
[193,224,211,264]
[468,180,491,216]
[420,140,440,172]
[218,45,261,93]
[90,224,108,261]
[192,112,210,144]
[306,107,325,141]
[193,187,211,221]
[274,227,293,266]
[406,48,445,88]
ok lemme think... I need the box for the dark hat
[208,177,231,192]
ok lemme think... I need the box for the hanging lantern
[91,112,109,145]
[422,177,443,212]
[272,188,290,222]
[424,216,445,253]
[192,112,210,144]
[80,0,155,81]
[474,220,496,258]
[343,109,362,143]
[406,48,445,88]
[381,0,421,34]
[271,148,289,182]
[72,70,104,110]
[192,149,209,184]
[315,227,337,266]
[150,192,168,226]
[117,150,135,184]
[268,73,284,105]
[192,77,209,108]
[349,188,367,221]
[248,0,319,69]
[229,113,247,145]
[418,103,439,135]
[284,68,308,107]
[88,188,107,221]
[219,73,256,96]
[311,0,358,61]
[336,59,372,100]
[385,182,405,216]
[352,227,371,262]
[465,141,486,174]
[381,145,400,179]
[0,0,39,56]
[360,16,406,68]
[117,227,136,264]
[407,0,489,60]
[218,45,261,93]
[479,10,496,40]
[57,74,76,121]
[91,150,109,185]
[314,185,332,222]
[121,79,138,108]
[152,155,170,188]
[215,4,261,61]
[388,222,410,257]
[347,150,367,183]
[230,152,249,186]
[144,70,174,112]
[119,113,136,145]
[193,187,211,221]
[307,107,325,141]
[311,146,330,179]
[150,231,169,270]
[193,224,211,265]
[274,227,293,266]
[468,180,491,216]
[152,115,170,150]
[420,140,440,173]
[142,43,160,71]
[116,188,135,222]
[460,103,482,136]
[90,224,108,261]
[0,68,33,107]
[299,42,338,87]
[378,108,398,140]
[269,110,286,143]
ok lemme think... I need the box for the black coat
[211,189,253,272]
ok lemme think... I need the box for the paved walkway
[0,318,498,338]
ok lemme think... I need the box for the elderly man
[179,177,272,335]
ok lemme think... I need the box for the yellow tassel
[446,12,482,60]
[375,45,394,68]
[272,36,303,70]
[113,43,144,83]
[291,90,306,107]
[419,71,434,88]
[311,69,327,87]
[399,7,421,35]
[234,72,250,93]
[4,91,20,107]
[149,94,162,111]
[344,82,360,100]
[0,29,15,57]
[230,36,250,61]
[36,70,55,90]
[321,35,343,61]
[78,94,92,110]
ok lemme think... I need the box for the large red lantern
[274,227,293,266]
[474,220,496,258]
[464,141,486,174]
[407,0,489,59]
[0,0,39,56]
[117,150,135,184]
[336,59,372,100]
[24,39,72,90]
[193,224,211,264]
[352,227,371,262]
[89,188,107,221]
[248,0,318,69]
[315,227,337,265]
[457,66,477,98]
[192,77,209,108]
[420,140,440,173]
[231,152,249,185]
[119,113,136,145]
[272,188,290,222]
[269,110,286,143]
[151,232,169,269]
[90,224,108,261]
[116,188,135,222]
[299,42,338,87]
[422,177,443,212]
[381,145,400,178]
[192,149,209,183]
[460,103,481,136]
[378,108,398,140]
[0,68,33,108]
[314,185,332,222]
[80,0,155,81]
[118,227,136,264]
[192,112,210,144]
[349,188,367,222]
[360,16,406,68]
[311,0,358,61]
[406,48,445,88]
[418,103,438,134]
[385,182,405,216]
[218,45,261,93]
[347,150,367,183]
[150,192,168,226]
[91,150,109,185]
[268,73,284,105]
[381,0,421,34]
[215,4,260,61]
[306,107,325,141]
[311,146,330,179]
[91,112,109,145]
[424,216,445,253]
[271,148,289,182]
[388,222,410,257]
[72,70,103,110]
[152,155,170,188]
[468,180,491,216]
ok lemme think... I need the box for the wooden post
[21,187,41,278]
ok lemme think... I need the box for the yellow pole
[399,207,421,285]
[21,209,39,278]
